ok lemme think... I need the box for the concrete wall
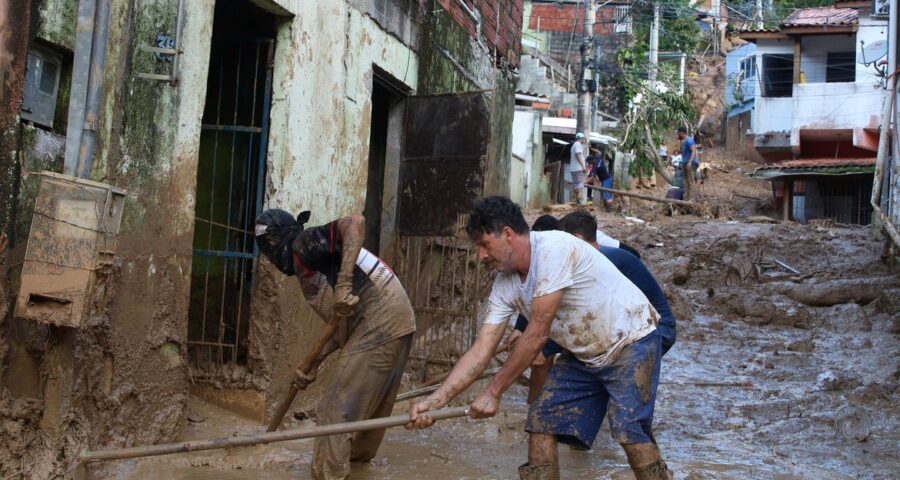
[0,0,32,245]
[791,81,883,143]
[857,12,889,86]
[753,96,793,134]
[1,0,216,476]
[511,109,550,208]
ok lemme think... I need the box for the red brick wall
[528,4,620,36]
[437,0,525,66]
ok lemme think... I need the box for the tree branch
[643,122,674,185]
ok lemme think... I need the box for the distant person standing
[569,133,588,204]
[586,152,597,202]
[677,126,698,201]
[592,153,614,211]
[658,141,668,166]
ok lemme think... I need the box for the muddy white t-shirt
[483,230,658,367]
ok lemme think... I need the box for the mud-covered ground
[65,151,900,480]
[82,155,900,480]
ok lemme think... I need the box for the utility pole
[577,0,596,139]
[591,48,602,133]
[755,0,764,29]
[648,2,660,85]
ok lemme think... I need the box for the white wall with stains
[264,2,418,226]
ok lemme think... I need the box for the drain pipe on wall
[74,0,111,179]
[62,0,111,178]
[62,0,97,176]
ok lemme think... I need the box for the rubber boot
[632,459,672,480]
[517,463,560,480]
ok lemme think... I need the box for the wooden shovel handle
[266,322,338,432]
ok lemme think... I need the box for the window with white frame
[614,6,631,34]
[740,56,757,79]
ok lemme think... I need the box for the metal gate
[188,38,274,373]
[394,229,493,370]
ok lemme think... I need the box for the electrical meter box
[14,171,126,327]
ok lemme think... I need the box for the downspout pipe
[63,0,96,176]
[75,0,111,179]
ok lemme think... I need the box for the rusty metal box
[14,171,126,327]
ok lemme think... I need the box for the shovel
[266,321,338,432]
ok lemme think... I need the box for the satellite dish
[859,40,887,65]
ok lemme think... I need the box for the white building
[740,2,888,224]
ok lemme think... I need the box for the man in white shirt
[569,133,588,204]
[406,197,670,480]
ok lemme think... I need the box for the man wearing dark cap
[255,209,415,480]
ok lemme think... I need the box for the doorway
[362,70,406,256]
[188,0,278,374]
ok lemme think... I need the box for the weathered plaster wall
[2,0,215,476]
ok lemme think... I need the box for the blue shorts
[601,177,614,201]
[525,330,661,448]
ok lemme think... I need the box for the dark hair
[466,196,529,238]
[531,215,560,232]
[559,210,597,242]
[677,126,688,134]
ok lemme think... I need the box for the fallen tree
[771,277,900,307]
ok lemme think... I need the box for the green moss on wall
[37,0,78,50]
[486,71,515,197]
[109,0,181,234]
[417,3,479,95]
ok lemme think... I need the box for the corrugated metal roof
[757,157,875,170]
[752,157,876,178]
[782,6,858,27]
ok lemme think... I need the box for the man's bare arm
[483,291,561,399]
[406,322,506,429]
[426,322,506,408]
[335,215,365,276]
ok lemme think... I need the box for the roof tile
[757,157,875,170]
[782,6,858,27]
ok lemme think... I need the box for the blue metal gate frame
[189,37,274,370]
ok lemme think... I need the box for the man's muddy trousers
[311,333,413,480]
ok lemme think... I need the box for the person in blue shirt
[512,212,676,408]
[678,126,698,201]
